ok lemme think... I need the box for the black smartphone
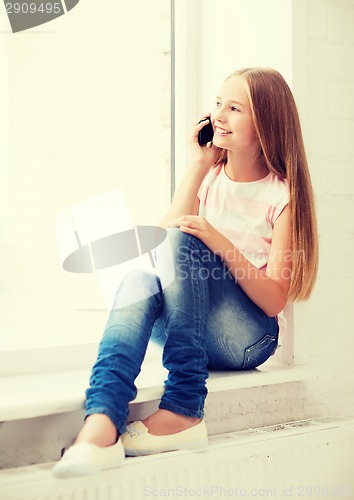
[198,118,214,146]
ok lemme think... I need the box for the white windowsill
[0,356,315,423]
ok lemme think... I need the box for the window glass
[0,0,171,347]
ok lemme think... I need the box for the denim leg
[85,269,163,435]
[156,229,210,418]
[155,229,279,415]
[204,260,279,370]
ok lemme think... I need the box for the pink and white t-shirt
[198,163,289,335]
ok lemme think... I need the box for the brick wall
[295,0,354,417]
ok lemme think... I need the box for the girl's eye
[215,100,222,107]
[231,106,240,112]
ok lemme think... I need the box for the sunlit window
[1,0,171,348]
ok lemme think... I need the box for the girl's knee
[122,268,157,286]
[112,269,162,308]
[167,227,204,253]
[167,227,191,246]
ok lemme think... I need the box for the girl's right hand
[189,116,221,170]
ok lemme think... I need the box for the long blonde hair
[217,67,319,301]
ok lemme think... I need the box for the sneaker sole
[124,438,208,457]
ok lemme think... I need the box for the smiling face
[211,75,260,155]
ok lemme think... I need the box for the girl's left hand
[168,215,225,253]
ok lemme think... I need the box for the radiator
[1,417,353,500]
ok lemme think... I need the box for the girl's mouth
[215,126,231,136]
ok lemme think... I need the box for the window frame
[0,0,309,376]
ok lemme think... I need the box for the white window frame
[0,0,309,376]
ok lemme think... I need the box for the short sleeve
[197,164,223,209]
[272,193,289,224]
[268,178,290,227]
[197,166,213,208]
[197,178,205,203]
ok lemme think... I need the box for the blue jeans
[85,229,279,434]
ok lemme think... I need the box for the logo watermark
[55,189,175,310]
[4,0,79,33]
[143,483,353,497]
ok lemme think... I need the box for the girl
[53,67,318,477]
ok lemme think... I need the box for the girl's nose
[213,106,225,122]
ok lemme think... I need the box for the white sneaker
[122,420,208,456]
[52,439,125,478]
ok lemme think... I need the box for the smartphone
[198,118,214,146]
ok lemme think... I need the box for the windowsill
[0,356,315,423]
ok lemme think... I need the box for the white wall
[199,0,292,111]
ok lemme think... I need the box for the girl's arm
[220,205,292,317]
[159,165,203,228]
[159,119,221,228]
[168,206,291,317]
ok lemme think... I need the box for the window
[1,0,304,375]
[1,0,172,353]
